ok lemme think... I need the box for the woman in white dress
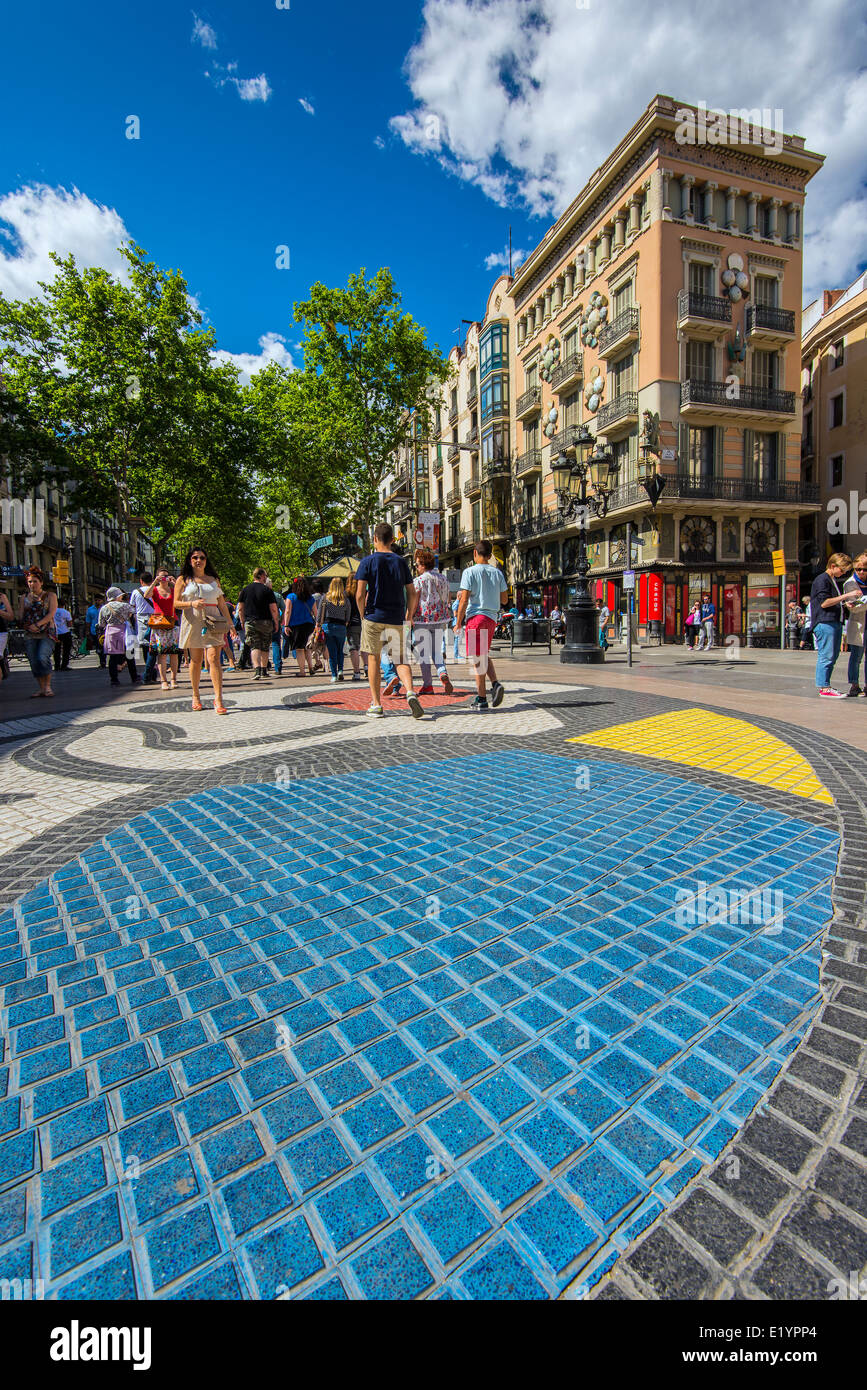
[173,547,234,714]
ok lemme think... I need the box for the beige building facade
[380,94,825,642]
[801,274,867,570]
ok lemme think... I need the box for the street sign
[771,549,786,576]
[623,570,636,590]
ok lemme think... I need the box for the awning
[311,555,361,580]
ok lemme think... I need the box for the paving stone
[788,1193,867,1272]
[672,1188,756,1264]
[626,1228,712,1299]
[708,1147,790,1220]
[751,1239,834,1300]
[740,1113,817,1176]
[768,1080,833,1136]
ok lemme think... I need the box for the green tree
[0,243,256,572]
[293,268,449,541]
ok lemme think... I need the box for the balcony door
[754,275,778,307]
[688,261,713,296]
[752,349,779,391]
[685,339,714,382]
[611,352,635,396]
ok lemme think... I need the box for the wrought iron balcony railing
[597,307,639,353]
[516,386,542,416]
[677,289,732,323]
[597,392,639,430]
[746,304,796,335]
[550,353,584,391]
[680,380,796,414]
[516,449,543,476]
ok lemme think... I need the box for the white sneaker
[331,676,338,683]
[366,704,384,717]
[818,687,846,698]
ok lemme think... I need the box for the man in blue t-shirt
[695,592,716,650]
[355,522,422,718]
[454,539,508,711]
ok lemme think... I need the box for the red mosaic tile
[308,686,474,714]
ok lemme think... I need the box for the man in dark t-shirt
[237,567,279,680]
[355,522,422,718]
[810,552,854,698]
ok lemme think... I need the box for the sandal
[160,683,170,691]
[215,703,228,715]
[191,700,204,712]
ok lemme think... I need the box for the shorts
[465,614,496,662]
[361,619,410,664]
[288,622,315,650]
[244,619,274,652]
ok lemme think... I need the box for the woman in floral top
[411,547,454,694]
[19,566,58,698]
[98,587,141,687]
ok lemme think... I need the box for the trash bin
[512,619,532,645]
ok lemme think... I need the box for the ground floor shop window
[747,573,779,637]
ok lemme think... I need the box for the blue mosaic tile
[315,1171,389,1251]
[566,1147,644,1227]
[414,1180,491,1263]
[49,1192,122,1278]
[468,1142,541,1212]
[374,1132,436,1200]
[284,1127,352,1193]
[426,1100,493,1160]
[168,1259,246,1300]
[222,1161,292,1237]
[244,1215,324,1298]
[351,1228,434,1300]
[119,1109,181,1167]
[515,1189,598,1277]
[41,1146,109,1219]
[178,1082,243,1137]
[239,1054,295,1103]
[49,1098,110,1159]
[262,1089,322,1144]
[131,1153,201,1225]
[145,1203,221,1291]
[460,1239,548,1300]
[340,1094,404,1151]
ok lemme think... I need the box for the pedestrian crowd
[3,527,510,716]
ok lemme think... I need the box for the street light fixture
[638,442,667,510]
[555,428,620,664]
[61,516,80,619]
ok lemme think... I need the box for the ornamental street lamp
[61,516,80,620]
[638,443,667,509]
[555,426,620,664]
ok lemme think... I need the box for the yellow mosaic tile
[567,708,833,804]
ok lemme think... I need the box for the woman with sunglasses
[173,548,233,714]
[843,553,867,696]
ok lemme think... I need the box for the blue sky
[2,1,865,377]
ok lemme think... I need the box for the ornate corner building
[383,95,826,644]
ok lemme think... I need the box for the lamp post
[61,516,80,621]
[554,426,620,664]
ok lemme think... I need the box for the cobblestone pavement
[0,672,864,1301]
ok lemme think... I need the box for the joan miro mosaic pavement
[0,694,846,1301]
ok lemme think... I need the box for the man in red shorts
[453,538,508,712]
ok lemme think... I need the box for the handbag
[199,610,230,639]
[148,613,174,631]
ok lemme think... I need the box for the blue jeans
[270,636,283,673]
[323,623,346,677]
[413,624,449,686]
[814,622,842,688]
[25,635,55,678]
[847,644,867,685]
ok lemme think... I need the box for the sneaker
[490,680,505,708]
[330,676,339,684]
[406,692,423,719]
[253,669,262,681]
[366,704,384,718]
[440,673,454,695]
[470,696,489,713]
[418,685,436,695]
[261,669,271,678]
[351,671,361,682]
[337,673,344,682]
[848,683,861,697]
[818,687,846,698]
[383,676,400,697]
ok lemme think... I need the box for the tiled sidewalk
[0,749,837,1299]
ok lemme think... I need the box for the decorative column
[628,194,641,236]
[565,262,576,299]
[786,202,799,242]
[703,181,717,225]
[544,286,553,322]
[586,240,597,278]
[598,225,612,265]
[576,252,587,290]
[555,275,565,312]
[536,294,545,329]
[725,186,740,230]
[680,174,695,221]
[614,212,627,251]
[517,317,526,347]
[746,192,760,235]
[768,198,781,238]
[661,169,672,219]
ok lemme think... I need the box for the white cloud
[191,14,218,50]
[299,98,315,116]
[236,74,272,102]
[0,185,132,300]
[212,332,295,383]
[374,135,386,150]
[485,246,526,272]
[391,0,867,297]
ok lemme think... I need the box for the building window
[469,367,477,396]
[685,427,715,480]
[832,339,845,369]
[612,352,636,395]
[524,419,539,451]
[562,390,581,427]
[688,261,713,296]
[564,327,580,357]
[830,394,844,428]
[685,340,713,381]
[612,280,634,315]
[523,482,539,519]
[746,431,778,484]
[524,361,538,390]
[752,349,779,391]
[831,456,844,487]
[481,373,509,423]
[480,323,508,377]
[471,501,481,536]
[482,425,509,466]
[754,275,778,308]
